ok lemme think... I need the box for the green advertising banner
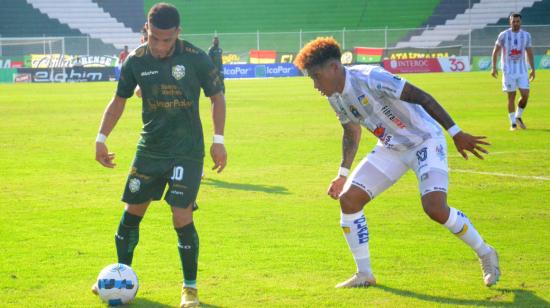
[472,55,550,71]
[0,68,17,83]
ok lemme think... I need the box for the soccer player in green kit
[93,3,226,307]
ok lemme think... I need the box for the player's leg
[516,78,530,129]
[503,74,518,130]
[165,160,202,307]
[412,139,499,286]
[115,202,150,266]
[336,147,407,288]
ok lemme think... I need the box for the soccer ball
[96,263,139,306]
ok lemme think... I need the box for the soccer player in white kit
[294,37,500,288]
[491,13,535,130]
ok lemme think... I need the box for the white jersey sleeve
[366,67,406,100]
[496,31,505,47]
[328,96,351,124]
[526,32,532,48]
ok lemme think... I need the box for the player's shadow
[375,284,549,306]
[133,298,222,307]
[202,178,290,195]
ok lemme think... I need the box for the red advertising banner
[383,59,443,73]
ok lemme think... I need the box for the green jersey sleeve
[196,51,223,97]
[116,56,138,98]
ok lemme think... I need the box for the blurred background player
[208,36,225,93]
[118,45,130,66]
[93,4,227,307]
[491,13,535,130]
[294,37,499,289]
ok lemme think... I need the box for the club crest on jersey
[172,65,185,80]
[357,94,369,105]
[129,178,141,193]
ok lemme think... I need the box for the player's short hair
[509,12,522,19]
[294,37,342,71]
[148,3,180,29]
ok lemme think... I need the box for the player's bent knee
[421,191,449,224]
[339,186,370,214]
[171,205,194,228]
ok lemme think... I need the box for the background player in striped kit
[491,13,535,130]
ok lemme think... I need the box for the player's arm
[526,47,536,81]
[210,92,227,173]
[400,82,489,160]
[491,44,501,78]
[327,122,361,199]
[95,95,127,168]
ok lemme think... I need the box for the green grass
[1,71,549,307]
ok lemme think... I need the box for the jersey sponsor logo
[373,124,386,139]
[140,70,158,76]
[381,105,406,128]
[129,178,141,193]
[353,216,369,244]
[172,65,186,80]
[349,105,361,118]
[147,99,193,110]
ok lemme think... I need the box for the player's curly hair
[294,37,342,71]
[148,3,180,29]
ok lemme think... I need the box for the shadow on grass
[202,178,290,195]
[376,285,549,306]
[132,298,222,307]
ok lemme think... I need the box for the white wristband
[447,125,461,137]
[96,133,107,143]
[338,167,350,177]
[213,134,224,144]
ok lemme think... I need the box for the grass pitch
[0,71,549,307]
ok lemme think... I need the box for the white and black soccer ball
[96,263,138,306]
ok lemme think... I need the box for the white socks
[444,207,491,257]
[341,210,372,274]
[515,107,524,118]
[509,112,516,125]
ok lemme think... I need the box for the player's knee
[421,198,449,224]
[339,191,368,214]
[171,205,194,228]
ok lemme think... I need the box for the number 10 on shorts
[171,166,184,181]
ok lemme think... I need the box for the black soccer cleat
[515,117,526,129]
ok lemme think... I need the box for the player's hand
[135,87,142,98]
[491,68,498,79]
[95,142,116,168]
[529,70,536,81]
[327,176,347,200]
[210,143,227,173]
[452,131,490,160]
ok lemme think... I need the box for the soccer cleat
[509,124,517,131]
[335,272,376,288]
[516,117,526,129]
[181,287,199,308]
[91,282,99,295]
[479,245,500,287]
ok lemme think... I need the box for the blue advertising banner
[223,63,302,79]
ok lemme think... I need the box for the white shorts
[502,73,529,92]
[343,137,449,199]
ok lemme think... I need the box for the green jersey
[117,39,223,161]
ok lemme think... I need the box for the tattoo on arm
[341,122,361,169]
[400,82,455,130]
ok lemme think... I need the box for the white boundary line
[451,169,550,181]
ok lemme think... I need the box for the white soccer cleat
[180,287,199,308]
[479,245,500,287]
[335,272,376,288]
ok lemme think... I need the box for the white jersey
[496,29,532,76]
[328,65,443,151]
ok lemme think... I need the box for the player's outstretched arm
[328,122,361,199]
[400,82,490,160]
[210,92,227,173]
[95,95,127,168]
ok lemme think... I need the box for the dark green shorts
[122,156,203,208]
